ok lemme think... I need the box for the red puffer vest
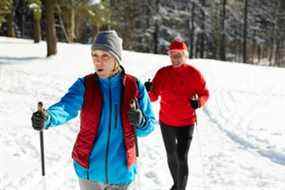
[72,73,139,169]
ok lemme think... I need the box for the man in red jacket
[144,39,209,190]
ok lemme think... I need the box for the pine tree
[43,0,57,56]
[220,0,227,60]
[28,0,42,43]
[243,0,248,63]
[0,0,14,37]
[0,0,11,28]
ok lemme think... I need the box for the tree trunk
[64,7,76,42]
[274,39,281,66]
[153,0,160,54]
[189,1,196,58]
[92,24,99,38]
[33,13,41,43]
[75,9,85,43]
[235,42,239,62]
[153,22,159,54]
[56,5,69,42]
[276,0,285,66]
[119,0,136,50]
[209,1,219,59]
[7,12,15,37]
[44,0,57,56]
[19,0,25,37]
[199,0,205,58]
[268,44,274,66]
[269,2,278,66]
[220,0,227,61]
[243,0,248,63]
[257,45,261,64]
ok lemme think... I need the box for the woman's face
[91,50,117,78]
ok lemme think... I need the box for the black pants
[160,122,194,190]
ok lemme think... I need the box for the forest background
[0,0,284,66]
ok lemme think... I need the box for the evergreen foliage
[1,0,284,66]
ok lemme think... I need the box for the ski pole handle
[130,98,137,110]
[38,101,44,112]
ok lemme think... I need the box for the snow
[1,37,285,190]
[29,3,40,10]
[92,0,101,5]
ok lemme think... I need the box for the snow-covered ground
[0,37,285,190]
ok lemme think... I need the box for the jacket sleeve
[135,80,156,137]
[44,78,85,128]
[194,70,209,107]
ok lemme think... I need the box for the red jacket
[149,64,209,126]
[72,73,139,168]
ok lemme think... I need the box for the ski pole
[130,98,142,190]
[130,99,139,157]
[192,95,207,190]
[37,102,46,176]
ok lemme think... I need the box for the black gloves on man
[31,110,48,130]
[144,79,152,92]
[190,99,200,110]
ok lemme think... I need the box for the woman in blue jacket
[31,30,156,190]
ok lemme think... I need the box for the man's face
[91,50,117,78]
[168,50,187,67]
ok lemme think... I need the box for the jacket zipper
[105,81,112,184]
[114,103,118,129]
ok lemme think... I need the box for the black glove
[144,79,152,92]
[31,110,48,130]
[190,99,200,110]
[127,108,145,127]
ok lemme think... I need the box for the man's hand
[144,79,152,92]
[190,98,200,110]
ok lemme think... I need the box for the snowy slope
[0,37,285,190]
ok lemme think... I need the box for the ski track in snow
[213,88,284,162]
[1,37,285,190]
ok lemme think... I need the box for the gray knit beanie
[91,30,123,64]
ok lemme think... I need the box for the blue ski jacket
[44,72,156,185]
